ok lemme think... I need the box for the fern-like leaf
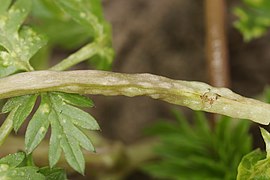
[24,92,99,174]
[54,0,114,70]
[144,110,252,180]
[0,0,47,77]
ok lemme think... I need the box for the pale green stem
[50,42,99,71]
[0,109,15,146]
[0,70,270,125]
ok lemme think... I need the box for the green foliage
[39,167,67,180]
[0,151,67,180]
[237,128,270,179]
[31,0,93,49]
[236,87,270,179]
[2,92,97,174]
[0,0,269,179]
[234,0,270,41]
[0,0,47,77]
[143,110,252,180]
[23,92,98,174]
[31,0,114,70]
[54,0,114,70]
[1,92,98,174]
[47,92,98,174]
[0,0,112,175]
[2,94,37,132]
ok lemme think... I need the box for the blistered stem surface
[0,70,269,125]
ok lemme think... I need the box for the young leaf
[2,94,37,132]
[48,93,98,174]
[0,0,47,77]
[49,109,85,173]
[25,94,50,154]
[23,92,98,174]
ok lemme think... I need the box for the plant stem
[205,0,230,87]
[205,0,230,125]
[0,70,269,125]
[50,42,99,71]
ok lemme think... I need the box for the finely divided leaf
[2,94,37,132]
[62,114,95,152]
[25,94,50,154]
[50,93,99,130]
[12,95,37,132]
[2,95,30,113]
[54,0,103,36]
[60,133,85,175]
[54,0,114,70]
[23,92,98,174]
[59,103,99,130]
[48,93,97,174]
[0,0,47,77]
[144,111,252,180]
[49,110,85,174]
[32,0,92,49]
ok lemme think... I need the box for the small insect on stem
[200,88,221,108]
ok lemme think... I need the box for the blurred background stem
[205,0,230,124]
[205,0,230,87]
[0,134,157,180]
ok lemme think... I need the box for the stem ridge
[0,70,269,125]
